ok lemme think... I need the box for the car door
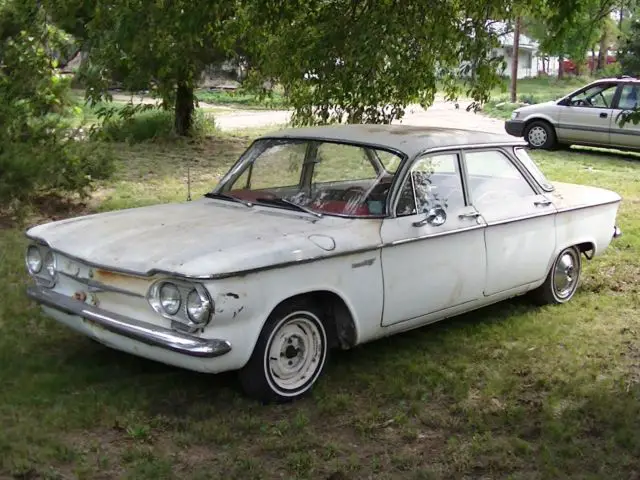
[556,82,618,145]
[379,150,487,327]
[609,83,640,149]
[463,148,557,297]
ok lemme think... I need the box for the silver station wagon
[505,76,640,150]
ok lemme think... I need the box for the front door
[610,82,640,149]
[463,148,557,296]
[380,151,487,327]
[556,82,618,146]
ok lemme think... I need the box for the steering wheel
[572,98,592,107]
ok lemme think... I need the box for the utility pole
[510,16,521,103]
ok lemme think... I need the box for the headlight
[26,246,42,274]
[148,280,214,331]
[511,111,520,120]
[44,251,56,277]
[159,282,181,315]
[186,288,211,324]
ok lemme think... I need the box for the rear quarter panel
[549,181,622,258]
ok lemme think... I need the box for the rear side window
[514,148,554,191]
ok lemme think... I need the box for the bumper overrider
[26,285,232,358]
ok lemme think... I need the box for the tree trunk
[510,17,520,103]
[558,55,565,79]
[175,82,195,136]
[597,30,607,70]
[619,2,624,30]
[591,47,596,74]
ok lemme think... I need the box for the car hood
[516,100,556,113]
[26,198,382,278]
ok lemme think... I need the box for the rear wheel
[239,299,329,403]
[531,246,582,305]
[524,120,557,150]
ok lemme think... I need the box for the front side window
[617,84,639,110]
[569,83,617,108]
[465,149,535,207]
[216,139,403,217]
[396,153,465,218]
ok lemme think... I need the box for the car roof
[261,124,523,158]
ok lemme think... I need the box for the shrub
[99,107,216,143]
[0,1,115,216]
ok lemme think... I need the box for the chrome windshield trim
[26,286,231,358]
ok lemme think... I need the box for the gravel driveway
[109,92,506,135]
[213,99,506,134]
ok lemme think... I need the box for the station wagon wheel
[530,246,582,305]
[524,120,557,150]
[239,300,329,403]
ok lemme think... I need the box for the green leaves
[244,0,525,125]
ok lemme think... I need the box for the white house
[492,30,540,79]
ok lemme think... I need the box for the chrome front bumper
[26,286,231,358]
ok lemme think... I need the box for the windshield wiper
[255,197,323,218]
[204,192,253,207]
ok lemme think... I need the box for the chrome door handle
[534,199,552,206]
[458,211,481,219]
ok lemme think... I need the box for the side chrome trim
[25,198,621,281]
[388,224,485,246]
[26,286,232,358]
[484,210,555,227]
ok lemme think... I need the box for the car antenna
[186,163,192,202]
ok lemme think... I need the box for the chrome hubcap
[528,126,547,147]
[266,313,324,394]
[553,250,579,299]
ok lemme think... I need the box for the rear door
[556,82,618,146]
[609,82,640,149]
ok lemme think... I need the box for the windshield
[514,147,554,191]
[214,138,404,217]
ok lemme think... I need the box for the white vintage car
[25,125,623,403]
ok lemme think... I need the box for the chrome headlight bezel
[25,243,57,288]
[147,279,213,332]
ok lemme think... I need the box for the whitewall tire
[239,300,329,403]
[531,246,582,305]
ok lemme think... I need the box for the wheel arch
[265,290,358,351]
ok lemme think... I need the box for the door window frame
[559,81,622,109]
[391,149,469,217]
[459,146,545,205]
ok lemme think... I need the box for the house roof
[262,124,522,158]
[488,21,538,51]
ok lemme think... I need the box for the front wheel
[524,120,557,150]
[238,300,329,403]
[531,246,582,305]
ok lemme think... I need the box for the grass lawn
[1,132,640,479]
